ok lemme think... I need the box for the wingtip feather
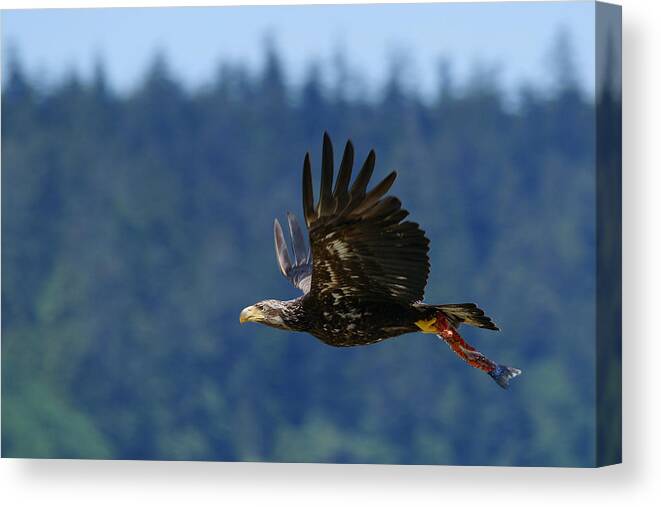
[302,152,315,227]
[350,149,376,197]
[319,133,335,216]
[333,140,355,209]
[286,211,308,266]
[274,218,292,277]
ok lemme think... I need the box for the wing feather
[349,149,375,199]
[302,153,315,228]
[274,219,292,278]
[273,215,312,293]
[317,133,335,218]
[287,212,308,265]
[333,140,354,211]
[357,171,397,213]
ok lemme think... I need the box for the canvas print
[1,1,621,466]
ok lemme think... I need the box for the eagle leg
[434,312,521,389]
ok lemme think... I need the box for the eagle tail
[433,303,500,331]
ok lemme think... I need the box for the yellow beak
[239,305,263,324]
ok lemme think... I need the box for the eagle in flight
[240,133,521,388]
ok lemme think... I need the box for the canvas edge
[595,0,622,468]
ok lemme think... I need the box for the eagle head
[239,300,290,330]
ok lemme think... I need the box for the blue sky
[1,2,595,98]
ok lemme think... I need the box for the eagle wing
[302,133,430,304]
[274,212,313,293]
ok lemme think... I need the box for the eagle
[240,133,521,388]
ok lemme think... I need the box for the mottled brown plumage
[240,133,520,388]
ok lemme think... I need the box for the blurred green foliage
[3,39,601,466]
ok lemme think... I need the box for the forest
[3,38,604,466]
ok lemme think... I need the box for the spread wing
[274,212,312,293]
[302,133,430,304]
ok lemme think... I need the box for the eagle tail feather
[433,303,500,331]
